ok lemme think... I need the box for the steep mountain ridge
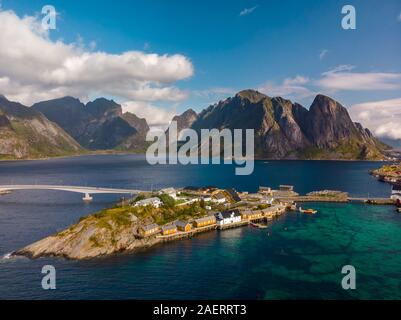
[0,96,83,159]
[32,97,149,151]
[185,90,386,160]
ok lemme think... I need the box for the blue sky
[0,0,400,136]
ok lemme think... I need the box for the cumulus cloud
[349,98,401,140]
[258,76,314,100]
[0,9,194,105]
[122,101,177,129]
[240,6,258,16]
[316,65,401,91]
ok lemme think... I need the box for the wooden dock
[156,224,217,242]
[348,197,395,205]
[278,195,395,205]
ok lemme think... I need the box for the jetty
[348,197,395,205]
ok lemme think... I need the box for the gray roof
[136,197,161,205]
[160,187,176,194]
[141,223,160,231]
[195,215,216,223]
[217,209,241,219]
[214,193,226,200]
[241,210,253,215]
[176,221,191,228]
[161,224,177,231]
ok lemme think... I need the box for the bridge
[0,185,147,202]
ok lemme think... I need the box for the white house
[201,195,212,202]
[134,197,163,208]
[215,210,242,226]
[212,193,226,204]
[158,187,178,200]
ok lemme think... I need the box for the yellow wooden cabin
[139,223,160,238]
[241,210,263,221]
[193,215,216,228]
[161,224,177,236]
[176,221,192,232]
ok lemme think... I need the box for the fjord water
[0,155,400,299]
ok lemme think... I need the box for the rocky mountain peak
[169,108,199,134]
[85,98,122,118]
[236,89,267,103]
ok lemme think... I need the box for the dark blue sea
[0,155,400,299]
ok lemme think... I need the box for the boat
[250,222,268,229]
[299,207,317,215]
[397,208,401,213]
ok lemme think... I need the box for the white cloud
[316,65,401,91]
[258,76,314,100]
[398,12,401,21]
[319,49,329,60]
[0,9,194,105]
[122,101,177,129]
[349,98,401,140]
[240,6,258,16]
[193,87,236,99]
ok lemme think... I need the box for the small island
[14,182,397,260]
[371,162,401,184]
[15,186,294,260]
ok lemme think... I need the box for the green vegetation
[372,163,401,178]
[92,206,134,227]
[77,195,207,233]
[159,194,175,209]
[89,235,101,248]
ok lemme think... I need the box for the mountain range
[0,95,82,160]
[32,97,149,151]
[173,90,388,160]
[0,90,390,160]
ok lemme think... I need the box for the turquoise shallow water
[0,155,399,299]
[261,203,401,299]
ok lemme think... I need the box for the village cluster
[133,185,298,239]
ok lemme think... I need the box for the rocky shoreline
[14,217,162,260]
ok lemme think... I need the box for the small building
[161,224,177,236]
[215,209,242,226]
[212,193,226,204]
[259,186,273,196]
[134,197,163,208]
[241,210,263,221]
[279,185,294,192]
[261,207,278,217]
[138,223,160,238]
[193,215,216,228]
[201,195,212,202]
[226,188,241,202]
[176,221,192,232]
[261,197,274,205]
[159,187,178,200]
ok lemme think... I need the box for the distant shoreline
[0,152,389,163]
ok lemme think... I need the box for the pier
[348,197,395,205]
[277,195,395,205]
